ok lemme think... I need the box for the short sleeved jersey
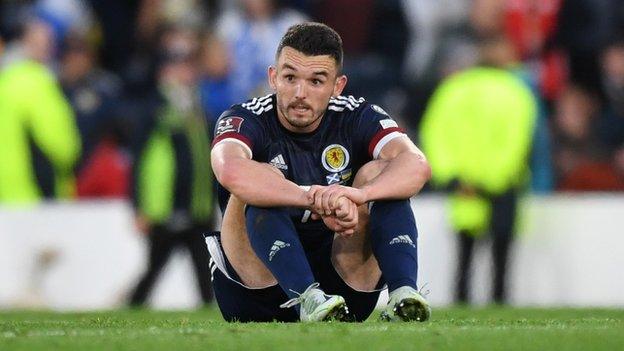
[213,94,406,244]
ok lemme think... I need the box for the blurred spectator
[467,0,567,103]
[553,85,624,191]
[315,0,375,57]
[401,0,471,82]
[216,0,307,101]
[198,32,237,132]
[597,42,624,152]
[400,0,476,132]
[0,0,620,201]
[87,0,159,94]
[34,0,96,51]
[315,0,409,120]
[86,1,142,75]
[466,0,559,192]
[524,74,555,194]
[153,0,212,28]
[128,25,214,307]
[0,1,35,42]
[420,35,537,304]
[469,0,506,36]
[503,0,565,102]
[0,17,81,204]
[555,0,621,95]
[59,33,130,198]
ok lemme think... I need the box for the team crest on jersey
[322,144,350,172]
[215,116,244,136]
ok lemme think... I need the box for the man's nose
[294,83,307,99]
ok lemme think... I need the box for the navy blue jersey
[213,94,406,244]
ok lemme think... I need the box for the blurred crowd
[1,0,624,209]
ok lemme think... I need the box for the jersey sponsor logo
[341,169,352,183]
[216,116,244,136]
[389,235,416,248]
[372,104,389,116]
[379,119,398,129]
[270,154,288,171]
[321,144,350,172]
[269,240,291,261]
[326,169,352,185]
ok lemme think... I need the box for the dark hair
[276,22,343,71]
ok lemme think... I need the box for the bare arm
[211,141,310,207]
[308,136,431,212]
[360,136,431,201]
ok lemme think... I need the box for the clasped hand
[306,185,368,237]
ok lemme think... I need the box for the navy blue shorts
[205,232,383,322]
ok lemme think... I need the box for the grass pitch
[1,307,622,351]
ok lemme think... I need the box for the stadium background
[1,0,624,312]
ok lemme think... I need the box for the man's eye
[285,75,294,81]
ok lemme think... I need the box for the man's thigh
[221,195,277,288]
[330,207,382,292]
[328,158,387,291]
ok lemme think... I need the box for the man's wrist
[298,185,313,208]
[359,185,373,203]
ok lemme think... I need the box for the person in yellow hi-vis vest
[0,19,81,205]
[127,27,214,307]
[420,35,536,304]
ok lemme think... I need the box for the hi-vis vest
[420,67,536,233]
[0,60,81,204]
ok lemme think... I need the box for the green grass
[1,307,623,351]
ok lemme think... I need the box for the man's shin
[369,199,418,292]
[245,206,315,298]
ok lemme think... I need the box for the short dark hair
[276,22,343,71]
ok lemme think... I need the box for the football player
[208,22,431,322]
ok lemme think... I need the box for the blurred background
[0,0,623,310]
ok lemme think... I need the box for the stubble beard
[278,102,324,131]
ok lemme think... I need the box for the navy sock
[245,206,315,299]
[369,200,419,292]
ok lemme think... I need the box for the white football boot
[280,283,349,322]
[380,286,431,322]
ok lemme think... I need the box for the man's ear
[333,75,347,97]
[268,66,277,90]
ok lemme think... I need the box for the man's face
[269,47,346,133]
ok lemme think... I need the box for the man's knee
[353,160,389,187]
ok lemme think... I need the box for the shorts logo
[389,235,416,248]
[321,144,350,172]
[216,116,244,136]
[269,240,290,261]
